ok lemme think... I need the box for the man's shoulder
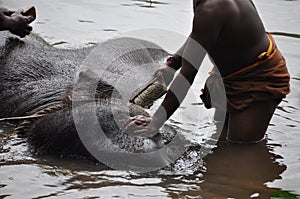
[195,0,238,16]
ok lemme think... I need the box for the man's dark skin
[125,0,278,143]
[0,7,33,38]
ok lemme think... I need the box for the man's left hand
[7,9,34,38]
[124,115,159,137]
[0,7,14,16]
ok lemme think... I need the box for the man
[0,7,33,38]
[125,0,290,143]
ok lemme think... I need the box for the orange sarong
[200,33,290,112]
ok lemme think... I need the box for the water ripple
[270,31,300,39]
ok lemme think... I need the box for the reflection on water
[0,0,300,198]
[270,31,300,39]
[201,141,286,198]
[162,140,287,198]
[132,0,168,8]
[121,0,168,8]
[1,127,296,198]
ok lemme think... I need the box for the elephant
[0,31,204,172]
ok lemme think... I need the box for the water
[0,0,300,198]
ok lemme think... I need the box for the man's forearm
[165,39,190,70]
[152,35,205,128]
[152,60,195,127]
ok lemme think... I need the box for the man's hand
[124,115,160,137]
[0,7,14,16]
[154,64,176,86]
[7,9,34,38]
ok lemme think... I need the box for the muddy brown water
[0,0,300,198]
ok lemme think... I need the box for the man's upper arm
[191,3,224,52]
[178,2,226,84]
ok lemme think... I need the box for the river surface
[0,0,300,198]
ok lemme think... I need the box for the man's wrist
[152,105,169,129]
[165,54,182,70]
[5,17,15,32]
[151,117,163,130]
[0,14,11,31]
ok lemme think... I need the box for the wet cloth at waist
[200,33,290,112]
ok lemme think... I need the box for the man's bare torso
[193,0,269,76]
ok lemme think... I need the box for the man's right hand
[154,64,176,86]
[7,9,34,38]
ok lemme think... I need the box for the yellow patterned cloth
[200,33,290,112]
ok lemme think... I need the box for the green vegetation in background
[271,189,300,199]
